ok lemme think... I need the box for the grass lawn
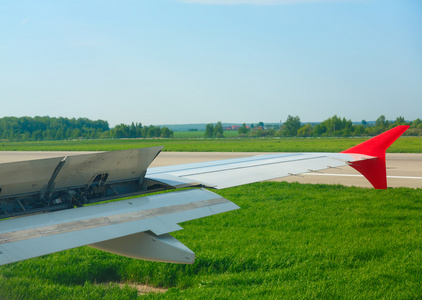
[1,182,421,299]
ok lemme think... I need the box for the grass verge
[0,136,420,152]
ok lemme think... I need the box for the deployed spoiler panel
[0,147,167,219]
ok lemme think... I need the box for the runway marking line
[305,173,422,180]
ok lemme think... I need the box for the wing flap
[0,189,239,266]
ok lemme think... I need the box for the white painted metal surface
[147,152,373,189]
[0,147,163,197]
[53,147,163,190]
[0,189,239,265]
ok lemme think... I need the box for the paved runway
[0,151,420,189]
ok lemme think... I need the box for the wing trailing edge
[0,189,239,266]
[341,125,409,189]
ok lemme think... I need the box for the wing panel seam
[0,197,229,244]
[175,155,328,177]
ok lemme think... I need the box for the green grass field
[0,136,420,152]
[1,183,421,299]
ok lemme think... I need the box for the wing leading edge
[0,126,409,266]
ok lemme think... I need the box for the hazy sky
[1,0,421,127]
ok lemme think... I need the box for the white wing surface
[147,152,372,189]
[0,189,238,265]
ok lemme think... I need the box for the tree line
[1,115,420,141]
[0,116,173,141]
[237,115,422,137]
[204,121,224,138]
[111,123,173,138]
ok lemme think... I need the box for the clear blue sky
[1,0,421,127]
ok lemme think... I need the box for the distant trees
[297,123,313,137]
[161,127,173,138]
[0,116,110,141]
[204,124,214,138]
[204,121,224,138]
[1,115,421,142]
[312,115,354,137]
[99,124,173,139]
[282,115,301,136]
[0,116,173,141]
[238,123,250,135]
[214,121,224,138]
[237,115,421,138]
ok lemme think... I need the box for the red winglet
[341,125,409,189]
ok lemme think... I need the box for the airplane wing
[147,152,372,189]
[0,125,409,266]
[0,188,238,265]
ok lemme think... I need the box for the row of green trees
[204,122,224,138]
[111,123,173,138]
[0,116,173,141]
[1,115,420,141]
[239,115,422,137]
